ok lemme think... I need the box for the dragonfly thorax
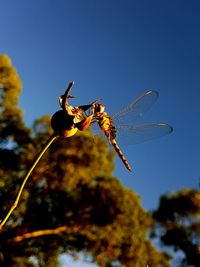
[94,112,116,141]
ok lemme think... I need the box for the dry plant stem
[61,81,75,109]
[0,133,59,230]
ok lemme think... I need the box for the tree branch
[10,226,68,242]
[9,225,82,243]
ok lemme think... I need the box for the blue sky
[1,1,200,266]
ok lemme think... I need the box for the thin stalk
[0,133,59,230]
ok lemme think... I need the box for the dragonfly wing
[115,122,173,145]
[112,90,159,124]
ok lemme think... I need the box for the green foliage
[0,54,30,145]
[152,188,200,266]
[0,54,170,267]
[0,54,31,218]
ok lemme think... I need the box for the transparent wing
[90,90,172,146]
[112,90,159,124]
[115,122,173,146]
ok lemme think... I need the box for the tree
[0,54,170,266]
[151,188,200,266]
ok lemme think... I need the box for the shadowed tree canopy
[0,54,170,267]
[151,188,200,267]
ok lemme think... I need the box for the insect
[90,90,173,172]
[52,82,172,172]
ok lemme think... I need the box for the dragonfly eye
[95,104,105,113]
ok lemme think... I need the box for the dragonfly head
[92,103,105,114]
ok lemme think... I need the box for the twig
[0,133,59,231]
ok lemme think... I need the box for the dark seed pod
[51,110,78,138]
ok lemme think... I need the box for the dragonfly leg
[75,115,93,131]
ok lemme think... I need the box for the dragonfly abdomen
[96,112,131,171]
[111,139,131,172]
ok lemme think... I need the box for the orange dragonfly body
[54,82,173,172]
[90,90,173,172]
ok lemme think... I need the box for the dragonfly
[55,82,173,172]
[89,90,173,172]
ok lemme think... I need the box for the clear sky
[1,1,200,266]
